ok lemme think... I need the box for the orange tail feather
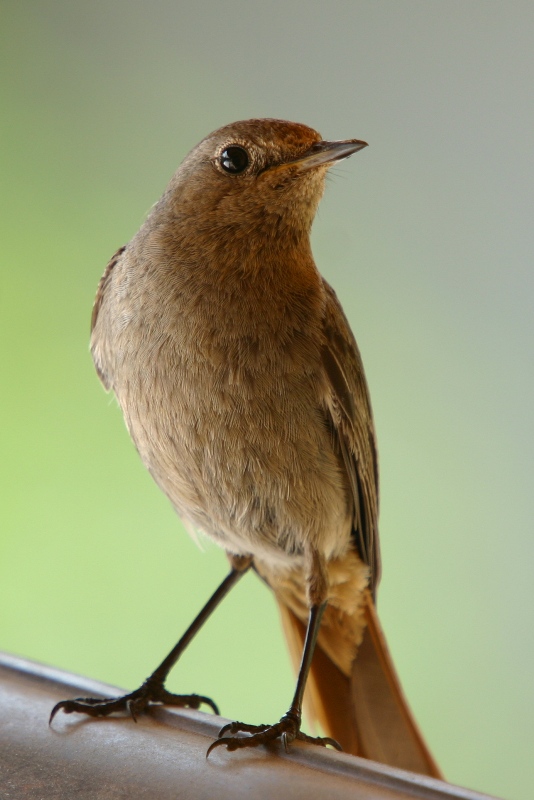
[278,592,442,778]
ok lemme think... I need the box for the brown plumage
[52,118,441,777]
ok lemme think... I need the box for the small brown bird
[51,118,441,776]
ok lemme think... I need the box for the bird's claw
[206,713,342,757]
[50,680,219,726]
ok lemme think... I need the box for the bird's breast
[94,246,353,566]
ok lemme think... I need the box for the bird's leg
[50,557,251,725]
[208,551,341,755]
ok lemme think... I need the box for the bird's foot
[206,711,341,756]
[50,676,219,725]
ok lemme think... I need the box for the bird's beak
[288,139,368,171]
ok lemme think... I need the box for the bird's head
[157,119,367,246]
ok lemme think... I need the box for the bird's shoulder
[90,245,126,335]
[90,245,127,389]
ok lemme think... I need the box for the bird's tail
[277,590,442,778]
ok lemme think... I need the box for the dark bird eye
[220,146,249,174]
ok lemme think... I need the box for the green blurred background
[1,2,533,797]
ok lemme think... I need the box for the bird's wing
[90,246,125,389]
[91,246,125,334]
[275,280,442,777]
[320,279,380,594]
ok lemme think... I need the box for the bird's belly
[119,359,353,569]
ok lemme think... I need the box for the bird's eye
[220,146,249,174]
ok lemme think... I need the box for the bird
[50,118,441,777]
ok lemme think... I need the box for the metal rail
[0,652,499,800]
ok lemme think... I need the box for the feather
[268,278,442,777]
[277,591,442,778]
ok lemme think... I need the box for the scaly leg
[50,558,251,724]
[207,601,341,756]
